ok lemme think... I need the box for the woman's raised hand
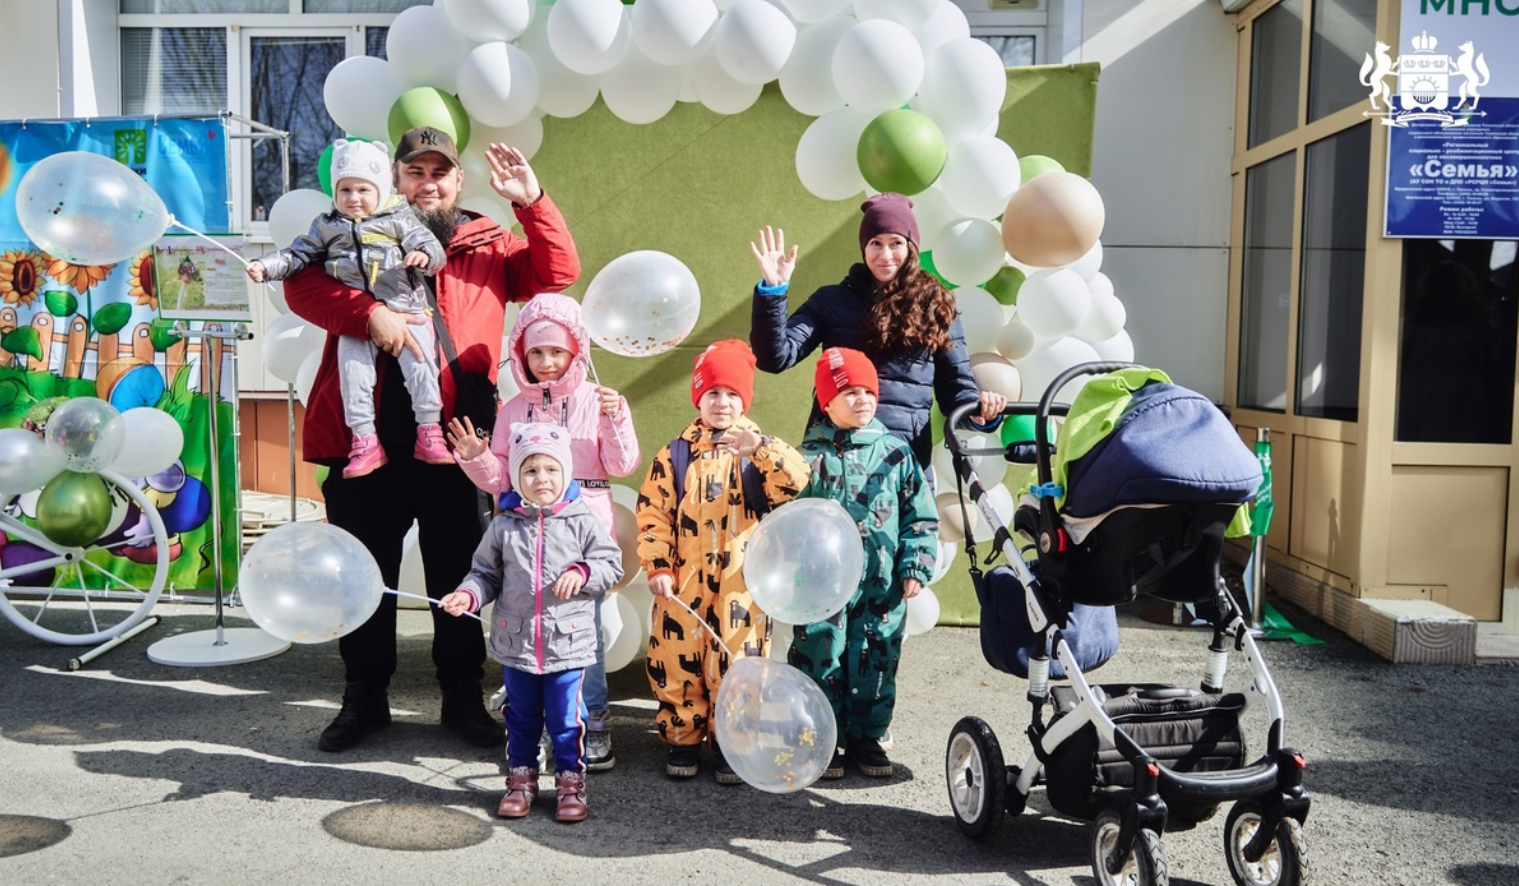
[750,225,798,287]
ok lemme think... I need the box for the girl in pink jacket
[448,291,639,771]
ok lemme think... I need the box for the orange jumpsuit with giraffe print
[636,416,810,748]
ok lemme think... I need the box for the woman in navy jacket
[749,193,1006,473]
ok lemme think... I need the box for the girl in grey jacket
[441,423,622,823]
[247,138,449,479]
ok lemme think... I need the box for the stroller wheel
[1223,801,1310,886]
[1091,808,1169,886]
[945,716,1007,840]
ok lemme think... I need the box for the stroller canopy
[1054,370,1262,520]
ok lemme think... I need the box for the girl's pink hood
[507,292,591,396]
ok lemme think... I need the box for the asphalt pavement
[1,596,1515,886]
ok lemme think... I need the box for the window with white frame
[118,1,423,230]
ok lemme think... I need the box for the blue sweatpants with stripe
[503,666,587,774]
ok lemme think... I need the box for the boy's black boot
[318,680,392,752]
[441,681,506,747]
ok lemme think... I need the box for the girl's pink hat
[521,318,579,355]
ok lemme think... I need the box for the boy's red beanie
[692,339,757,410]
[814,346,879,407]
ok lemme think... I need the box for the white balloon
[929,539,957,585]
[398,521,427,596]
[917,0,970,57]
[909,185,956,253]
[441,0,533,43]
[970,351,1022,402]
[456,42,540,127]
[774,0,852,23]
[599,38,683,125]
[547,0,631,76]
[267,189,332,249]
[264,282,290,315]
[904,586,940,636]
[1014,336,1102,405]
[603,592,643,671]
[933,218,1005,288]
[689,43,763,114]
[1074,274,1126,343]
[263,312,326,384]
[1090,328,1136,363]
[939,136,1021,222]
[518,10,601,117]
[1066,239,1104,281]
[465,115,545,176]
[0,428,65,497]
[715,0,797,85]
[387,6,470,91]
[778,15,853,116]
[917,37,1008,146]
[632,0,718,66]
[995,316,1038,361]
[795,106,871,201]
[1018,268,1092,340]
[294,350,322,408]
[323,56,404,141]
[610,500,643,590]
[855,0,937,29]
[832,19,924,113]
[954,287,1006,354]
[933,428,1005,494]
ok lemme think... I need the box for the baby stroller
[941,362,1310,886]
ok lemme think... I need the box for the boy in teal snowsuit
[790,347,939,779]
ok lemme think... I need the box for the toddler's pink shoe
[414,423,453,464]
[343,433,388,479]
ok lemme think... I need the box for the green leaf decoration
[93,302,132,336]
[2,327,42,361]
[149,319,181,351]
[44,290,78,317]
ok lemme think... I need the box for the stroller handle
[945,360,1140,488]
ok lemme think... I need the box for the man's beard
[415,203,462,246]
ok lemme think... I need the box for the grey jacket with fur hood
[456,486,624,674]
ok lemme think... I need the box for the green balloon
[36,471,113,547]
[857,109,946,196]
[387,88,472,154]
[317,137,369,197]
[985,266,1026,306]
[314,464,330,488]
[1019,154,1065,185]
[999,413,1039,447]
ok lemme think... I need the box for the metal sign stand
[149,323,289,666]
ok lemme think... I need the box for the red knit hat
[814,346,879,407]
[691,339,757,411]
[859,192,920,253]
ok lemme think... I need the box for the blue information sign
[1385,97,1519,238]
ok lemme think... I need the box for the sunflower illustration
[42,252,115,295]
[128,250,158,309]
[0,249,45,306]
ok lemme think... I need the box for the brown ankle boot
[497,766,538,818]
[554,771,587,822]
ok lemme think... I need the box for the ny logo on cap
[420,129,440,145]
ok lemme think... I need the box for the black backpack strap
[669,437,692,509]
[740,459,770,519]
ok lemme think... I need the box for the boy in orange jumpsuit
[636,339,810,783]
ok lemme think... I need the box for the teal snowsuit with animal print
[789,417,938,745]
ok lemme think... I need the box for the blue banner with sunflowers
[0,115,238,595]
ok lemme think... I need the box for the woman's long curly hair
[860,243,957,354]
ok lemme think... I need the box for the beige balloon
[611,502,643,590]
[969,352,1022,401]
[935,491,980,544]
[1000,172,1105,268]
